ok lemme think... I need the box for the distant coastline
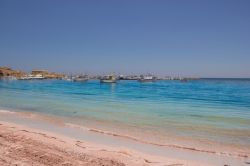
[0,66,201,81]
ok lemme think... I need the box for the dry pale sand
[1,121,207,166]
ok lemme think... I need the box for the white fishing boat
[138,75,156,82]
[18,76,32,80]
[100,75,116,83]
[73,75,88,82]
[19,74,45,80]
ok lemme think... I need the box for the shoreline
[0,110,249,165]
[0,121,207,166]
[1,109,250,156]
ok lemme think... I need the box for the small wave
[64,123,249,159]
[65,123,89,131]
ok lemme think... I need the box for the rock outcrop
[0,67,65,79]
[0,67,26,78]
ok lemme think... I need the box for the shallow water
[0,79,250,147]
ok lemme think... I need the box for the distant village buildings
[31,70,65,79]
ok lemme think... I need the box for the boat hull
[100,79,116,83]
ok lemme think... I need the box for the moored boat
[18,74,45,80]
[138,75,156,82]
[73,75,88,82]
[100,75,116,83]
[18,76,32,80]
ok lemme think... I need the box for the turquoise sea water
[0,79,250,147]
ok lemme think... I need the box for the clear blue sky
[0,0,250,77]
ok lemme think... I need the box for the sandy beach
[0,121,128,166]
[0,110,249,166]
[0,121,198,166]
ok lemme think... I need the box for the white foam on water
[0,109,15,114]
[65,123,89,131]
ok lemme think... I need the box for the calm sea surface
[0,79,250,146]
